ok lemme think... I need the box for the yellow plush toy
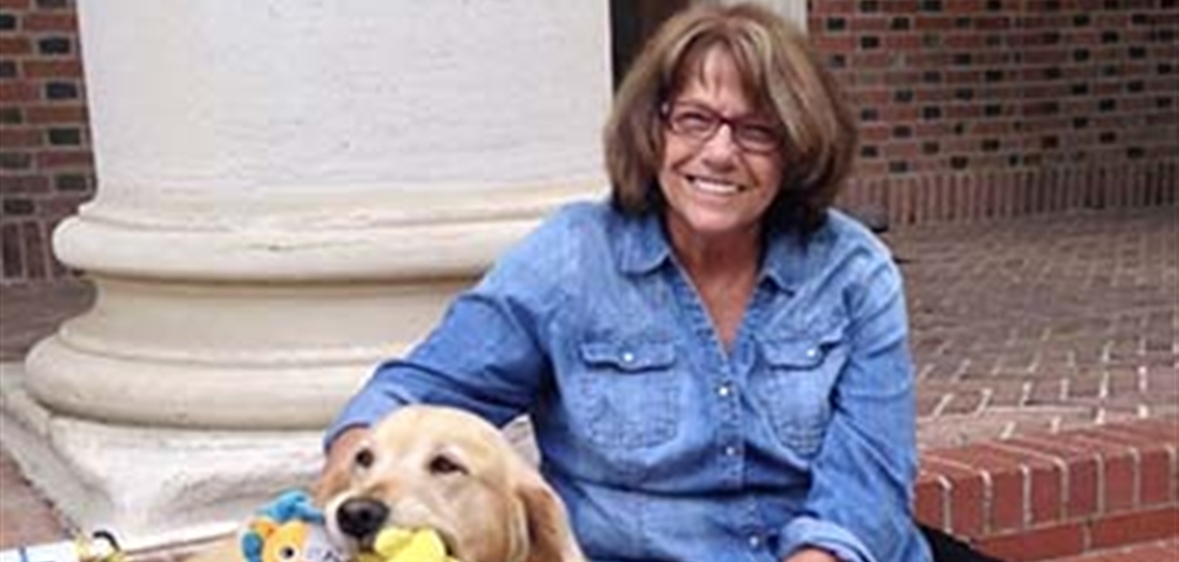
[357,528,458,562]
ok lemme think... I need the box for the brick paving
[0,206,1175,557]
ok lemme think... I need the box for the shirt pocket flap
[579,340,676,373]
[761,331,844,369]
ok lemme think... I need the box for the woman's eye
[675,112,714,132]
[354,447,375,469]
[428,454,467,475]
[738,124,779,144]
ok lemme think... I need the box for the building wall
[1,0,1176,285]
[814,0,1178,225]
[0,0,93,285]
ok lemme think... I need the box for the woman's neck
[666,219,763,283]
[665,220,763,349]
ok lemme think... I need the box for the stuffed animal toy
[241,490,346,562]
[242,490,458,562]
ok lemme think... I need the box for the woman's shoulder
[543,199,618,229]
[817,208,897,266]
[498,199,620,269]
[527,198,635,247]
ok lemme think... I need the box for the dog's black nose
[336,498,389,538]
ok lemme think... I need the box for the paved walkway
[0,206,1176,556]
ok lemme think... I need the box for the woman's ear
[515,473,585,562]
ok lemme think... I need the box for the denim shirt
[329,201,932,562]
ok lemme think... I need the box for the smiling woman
[320,4,995,562]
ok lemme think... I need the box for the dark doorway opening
[609,0,691,89]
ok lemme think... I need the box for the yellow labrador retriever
[186,405,584,562]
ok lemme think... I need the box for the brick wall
[813,0,1179,226]
[0,0,93,286]
[1,1,1176,285]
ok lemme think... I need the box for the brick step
[915,416,1179,561]
[1046,537,1179,561]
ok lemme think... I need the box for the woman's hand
[783,547,839,562]
[313,425,371,505]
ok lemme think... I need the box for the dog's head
[319,405,583,562]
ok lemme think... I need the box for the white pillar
[0,0,610,550]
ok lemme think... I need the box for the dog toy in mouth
[356,528,458,562]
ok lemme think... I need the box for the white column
[0,0,610,550]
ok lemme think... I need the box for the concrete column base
[0,361,321,552]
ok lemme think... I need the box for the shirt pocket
[754,329,848,457]
[576,339,681,449]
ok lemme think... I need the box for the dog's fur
[186,405,583,562]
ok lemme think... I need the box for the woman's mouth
[688,175,745,195]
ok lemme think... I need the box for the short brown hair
[603,3,857,235]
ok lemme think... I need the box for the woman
[324,4,955,561]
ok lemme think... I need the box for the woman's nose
[698,123,741,167]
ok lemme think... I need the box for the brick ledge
[915,416,1179,561]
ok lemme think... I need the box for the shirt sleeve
[776,256,921,562]
[324,236,562,451]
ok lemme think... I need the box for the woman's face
[657,47,784,250]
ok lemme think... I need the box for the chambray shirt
[329,201,932,562]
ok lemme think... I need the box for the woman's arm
[777,256,920,562]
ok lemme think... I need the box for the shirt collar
[616,211,673,275]
[759,228,807,293]
[614,208,827,295]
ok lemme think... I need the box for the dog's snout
[336,497,389,538]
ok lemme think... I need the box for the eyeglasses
[662,102,783,155]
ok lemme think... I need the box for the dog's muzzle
[336,497,389,539]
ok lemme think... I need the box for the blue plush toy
[240,490,347,562]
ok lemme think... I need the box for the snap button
[717,383,732,397]
[621,351,635,363]
[748,535,761,548]
[724,445,738,457]
[806,348,818,358]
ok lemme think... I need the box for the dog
[186,405,584,562]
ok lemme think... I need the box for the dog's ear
[515,473,585,562]
[313,465,351,507]
[314,428,371,506]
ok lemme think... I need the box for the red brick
[0,82,41,104]
[0,128,42,149]
[1002,435,1101,520]
[920,456,988,538]
[1092,423,1177,506]
[1089,506,1179,550]
[23,104,87,125]
[1057,429,1145,513]
[0,36,33,56]
[20,13,76,32]
[0,175,49,194]
[976,522,1087,562]
[915,471,947,527]
[20,59,83,79]
[33,150,91,169]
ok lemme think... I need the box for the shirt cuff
[778,516,875,562]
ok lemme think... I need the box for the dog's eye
[354,447,375,470]
[278,545,298,561]
[428,454,467,475]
